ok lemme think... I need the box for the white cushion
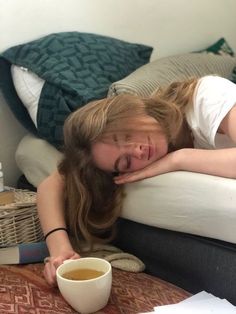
[123,172,236,244]
[15,133,62,187]
[11,65,44,127]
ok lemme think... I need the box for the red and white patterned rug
[0,263,190,313]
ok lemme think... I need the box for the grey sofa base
[113,218,236,305]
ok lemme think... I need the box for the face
[91,120,168,173]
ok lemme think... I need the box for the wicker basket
[0,189,44,247]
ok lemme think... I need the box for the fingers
[43,253,81,286]
[114,163,161,183]
[43,259,57,286]
[114,163,157,184]
[43,256,64,286]
[71,253,81,260]
[114,172,147,184]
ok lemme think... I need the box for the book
[0,189,14,205]
[0,241,49,264]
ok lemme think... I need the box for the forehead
[107,115,158,132]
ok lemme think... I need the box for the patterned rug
[0,263,190,313]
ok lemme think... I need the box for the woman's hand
[43,250,81,286]
[115,146,236,182]
[114,151,179,184]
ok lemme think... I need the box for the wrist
[44,227,68,241]
[173,148,198,172]
[171,148,189,171]
[45,229,74,256]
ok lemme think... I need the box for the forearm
[177,147,236,179]
[114,147,236,184]
[37,171,74,256]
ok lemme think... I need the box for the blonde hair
[59,77,199,248]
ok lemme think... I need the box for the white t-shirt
[185,75,236,149]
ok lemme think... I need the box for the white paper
[140,291,236,314]
[179,291,214,303]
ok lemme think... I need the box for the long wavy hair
[59,77,199,248]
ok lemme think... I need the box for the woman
[37,75,236,285]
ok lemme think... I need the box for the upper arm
[37,170,65,195]
[37,170,65,220]
[219,105,236,143]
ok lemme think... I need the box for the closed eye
[126,155,131,170]
[114,155,131,172]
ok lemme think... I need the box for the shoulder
[196,75,236,94]
[187,75,236,148]
[194,75,236,108]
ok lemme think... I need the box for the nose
[130,144,148,160]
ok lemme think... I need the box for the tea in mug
[62,268,105,280]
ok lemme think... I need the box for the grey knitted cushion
[108,53,236,97]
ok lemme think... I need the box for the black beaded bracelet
[44,227,68,241]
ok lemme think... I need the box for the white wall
[1,0,236,59]
[0,0,236,186]
[0,93,27,186]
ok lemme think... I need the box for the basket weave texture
[0,189,43,247]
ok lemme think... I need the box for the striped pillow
[108,53,236,97]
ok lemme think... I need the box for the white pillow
[15,133,63,187]
[11,65,45,127]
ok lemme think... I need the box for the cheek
[163,141,169,155]
[156,136,169,158]
[159,143,168,156]
[91,142,119,172]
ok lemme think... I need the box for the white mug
[56,257,112,313]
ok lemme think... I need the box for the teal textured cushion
[0,32,153,147]
[198,37,234,56]
[231,66,236,83]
